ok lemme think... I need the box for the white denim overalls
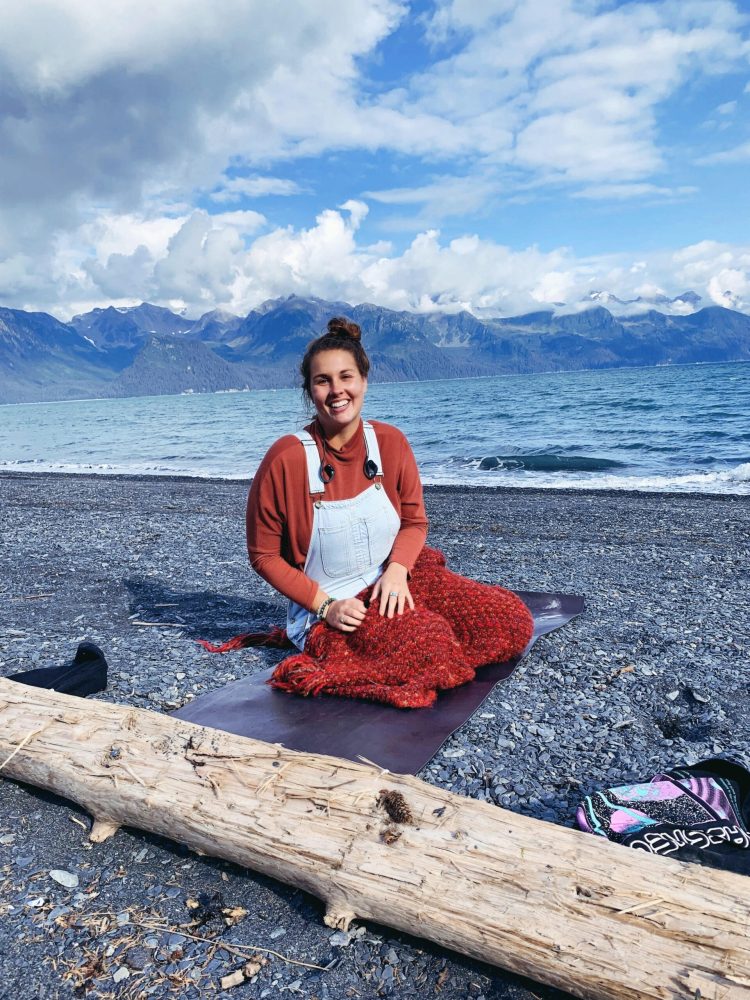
[286,421,401,650]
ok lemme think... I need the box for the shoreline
[1,473,748,999]
[1,466,747,501]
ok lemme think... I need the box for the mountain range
[1,295,749,404]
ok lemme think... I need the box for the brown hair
[300,316,370,401]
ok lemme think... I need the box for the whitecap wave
[0,458,248,480]
[421,461,750,495]
[4,458,749,493]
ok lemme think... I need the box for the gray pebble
[329,930,351,947]
[125,947,151,970]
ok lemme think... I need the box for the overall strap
[362,420,384,479]
[294,431,325,495]
[296,422,384,495]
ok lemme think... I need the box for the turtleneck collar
[309,418,365,461]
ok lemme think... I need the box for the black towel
[8,642,108,698]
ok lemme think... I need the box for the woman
[245,317,533,708]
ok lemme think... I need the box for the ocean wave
[611,400,662,411]
[691,430,730,440]
[0,458,243,479]
[421,461,750,495]
[3,457,749,495]
[477,454,627,472]
[618,442,679,453]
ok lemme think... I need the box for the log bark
[0,677,748,1000]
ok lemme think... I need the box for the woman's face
[309,349,367,441]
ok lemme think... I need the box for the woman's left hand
[371,562,414,618]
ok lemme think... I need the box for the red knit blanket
[202,547,533,709]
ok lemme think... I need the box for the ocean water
[1,362,749,494]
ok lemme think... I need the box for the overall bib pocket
[318,520,359,579]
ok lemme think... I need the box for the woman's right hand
[325,597,367,632]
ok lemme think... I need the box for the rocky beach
[1,471,748,1000]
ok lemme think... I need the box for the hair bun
[327,316,361,342]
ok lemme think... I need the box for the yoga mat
[172,591,584,774]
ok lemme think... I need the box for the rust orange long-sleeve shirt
[246,419,428,610]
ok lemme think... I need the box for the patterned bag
[577,757,750,875]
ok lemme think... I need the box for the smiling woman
[243,316,534,706]
[247,317,423,646]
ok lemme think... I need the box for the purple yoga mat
[172,591,584,774]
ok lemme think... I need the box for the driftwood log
[0,678,748,1000]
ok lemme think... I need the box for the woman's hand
[371,562,414,618]
[325,597,368,633]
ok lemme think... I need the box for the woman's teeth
[330,400,349,410]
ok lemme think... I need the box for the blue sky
[1,0,750,318]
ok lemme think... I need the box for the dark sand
[1,472,748,999]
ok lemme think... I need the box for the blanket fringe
[198,626,291,654]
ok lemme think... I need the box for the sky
[1,0,750,320]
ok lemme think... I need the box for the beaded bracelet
[316,596,335,622]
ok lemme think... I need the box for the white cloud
[2,0,750,319]
[697,140,750,164]
[232,201,372,306]
[408,0,750,183]
[206,209,267,233]
[14,202,746,321]
[707,269,748,308]
[363,174,502,229]
[63,208,264,312]
[672,240,750,310]
[634,282,667,299]
[0,0,406,258]
[1,0,253,91]
[76,213,185,261]
[209,176,303,202]
[4,0,747,254]
[153,211,246,306]
[425,0,518,41]
[574,183,698,200]
[84,245,155,303]
[102,210,264,307]
[0,252,43,298]
[243,66,470,160]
